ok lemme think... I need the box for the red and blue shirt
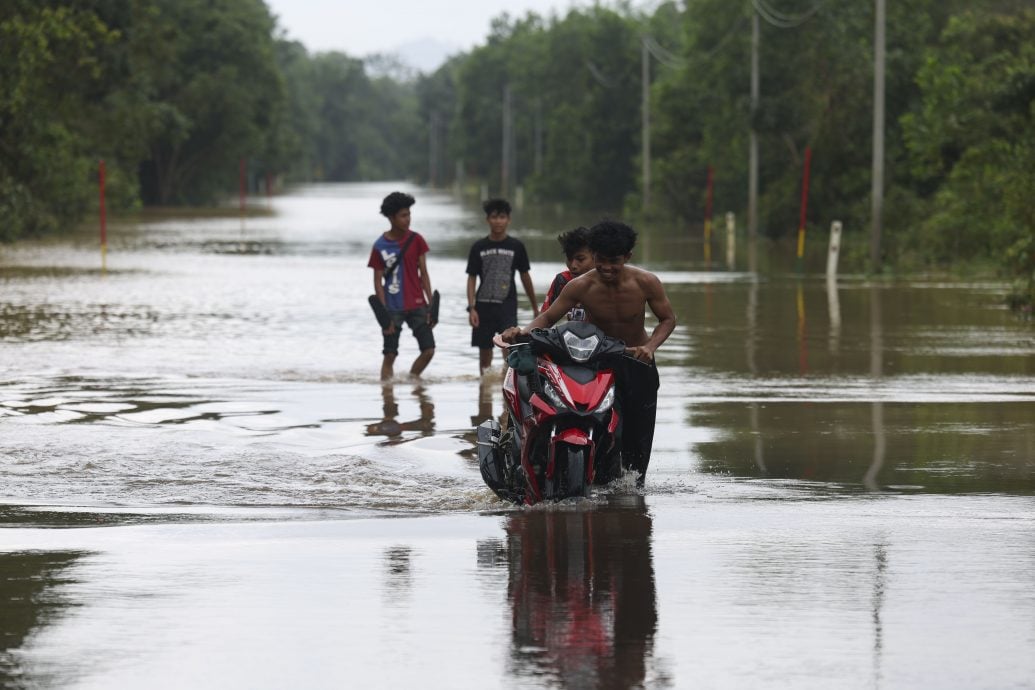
[367,230,429,312]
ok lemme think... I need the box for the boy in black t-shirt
[466,198,539,375]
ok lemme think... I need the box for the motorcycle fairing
[541,360,615,413]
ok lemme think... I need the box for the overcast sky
[264,0,582,63]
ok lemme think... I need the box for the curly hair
[588,220,637,257]
[380,191,415,218]
[557,226,590,260]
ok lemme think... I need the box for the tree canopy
[1,0,1032,304]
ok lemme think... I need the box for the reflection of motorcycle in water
[486,496,658,688]
[477,322,628,504]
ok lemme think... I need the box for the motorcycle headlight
[562,331,599,362]
[541,382,569,411]
[594,386,615,413]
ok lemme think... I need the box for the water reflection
[797,281,808,374]
[486,496,660,689]
[0,550,84,687]
[827,273,841,354]
[364,383,435,444]
[470,378,496,429]
[867,285,886,491]
[693,281,1035,493]
[871,542,889,686]
[382,545,416,606]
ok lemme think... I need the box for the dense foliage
[1,0,1032,303]
[0,0,421,240]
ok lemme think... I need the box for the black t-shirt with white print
[465,235,531,312]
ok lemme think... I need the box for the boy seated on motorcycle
[500,221,676,483]
[541,226,593,321]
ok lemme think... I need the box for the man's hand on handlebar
[625,344,655,363]
[499,326,524,344]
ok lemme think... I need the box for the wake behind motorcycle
[477,321,628,505]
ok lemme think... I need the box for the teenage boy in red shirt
[368,191,435,380]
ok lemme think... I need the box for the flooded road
[2,183,1034,688]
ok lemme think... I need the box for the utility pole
[501,84,511,197]
[534,99,543,176]
[642,37,651,212]
[748,11,760,241]
[870,0,886,272]
[428,112,437,187]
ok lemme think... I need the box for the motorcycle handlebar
[492,332,528,349]
[494,331,653,367]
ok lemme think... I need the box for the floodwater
[2,183,1034,689]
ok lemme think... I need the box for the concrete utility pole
[870,0,886,272]
[501,85,512,198]
[534,99,543,176]
[641,37,651,211]
[748,12,760,240]
[428,112,437,187]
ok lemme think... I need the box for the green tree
[126,0,285,205]
[0,2,116,240]
[902,9,1035,299]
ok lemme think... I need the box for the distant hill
[384,36,461,74]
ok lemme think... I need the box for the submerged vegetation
[1,0,1032,305]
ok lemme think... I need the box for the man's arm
[372,268,386,305]
[418,254,434,326]
[501,280,581,342]
[466,274,479,328]
[627,274,676,362]
[519,271,539,317]
[372,268,395,335]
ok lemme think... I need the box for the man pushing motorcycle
[501,220,677,484]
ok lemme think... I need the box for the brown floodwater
[2,182,1034,688]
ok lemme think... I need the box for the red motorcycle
[478,321,628,504]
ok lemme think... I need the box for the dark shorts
[471,302,517,349]
[615,357,660,475]
[383,307,435,355]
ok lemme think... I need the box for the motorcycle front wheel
[545,444,589,500]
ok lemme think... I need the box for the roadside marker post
[827,221,842,279]
[796,146,812,270]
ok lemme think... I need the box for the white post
[827,220,842,353]
[515,185,525,210]
[826,220,842,279]
[725,212,736,270]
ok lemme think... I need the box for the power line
[584,59,618,89]
[751,0,822,29]
[700,15,748,61]
[643,34,686,69]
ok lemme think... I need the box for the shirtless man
[501,220,676,482]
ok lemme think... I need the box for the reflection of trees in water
[1,551,85,688]
[364,384,435,445]
[867,285,885,491]
[479,496,661,689]
[701,282,1035,493]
